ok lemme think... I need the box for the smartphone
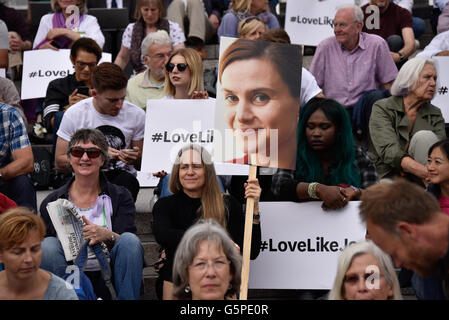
[50,40,61,49]
[77,86,90,96]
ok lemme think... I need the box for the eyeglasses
[166,62,188,72]
[334,21,357,28]
[69,147,102,158]
[75,61,97,69]
[190,259,230,273]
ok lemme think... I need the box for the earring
[185,285,191,293]
[228,283,232,290]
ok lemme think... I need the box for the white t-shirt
[301,68,322,107]
[33,13,105,49]
[121,21,186,49]
[57,97,145,174]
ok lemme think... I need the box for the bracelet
[253,213,260,223]
[308,182,320,199]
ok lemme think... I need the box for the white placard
[249,201,366,290]
[141,99,249,176]
[136,171,160,187]
[21,49,112,100]
[285,0,354,46]
[431,56,449,122]
[0,68,5,78]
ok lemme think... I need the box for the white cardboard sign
[285,0,354,46]
[21,49,111,100]
[141,99,249,176]
[431,56,449,122]
[249,201,366,290]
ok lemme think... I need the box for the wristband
[308,182,320,200]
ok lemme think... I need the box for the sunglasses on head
[241,16,262,28]
[166,62,188,72]
[70,147,102,159]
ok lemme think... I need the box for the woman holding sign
[218,38,301,169]
[33,0,105,50]
[272,98,378,210]
[152,144,261,300]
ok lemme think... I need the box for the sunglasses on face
[69,147,102,159]
[166,62,188,72]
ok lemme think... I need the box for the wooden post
[239,155,257,300]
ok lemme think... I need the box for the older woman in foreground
[172,219,242,300]
[369,57,446,184]
[329,240,402,300]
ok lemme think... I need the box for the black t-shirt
[152,191,261,282]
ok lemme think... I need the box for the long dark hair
[296,98,361,187]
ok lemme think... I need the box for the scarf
[130,17,170,74]
[89,194,113,230]
[34,12,85,49]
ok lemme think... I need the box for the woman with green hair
[271,97,378,210]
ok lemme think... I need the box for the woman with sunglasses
[152,47,215,196]
[153,144,261,300]
[163,48,210,100]
[39,128,145,300]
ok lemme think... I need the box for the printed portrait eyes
[224,94,239,105]
[252,93,270,104]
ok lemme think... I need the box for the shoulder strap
[91,242,117,300]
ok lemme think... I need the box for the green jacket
[368,95,446,178]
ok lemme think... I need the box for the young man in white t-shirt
[55,62,146,201]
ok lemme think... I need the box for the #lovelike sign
[140,99,249,182]
[21,49,112,100]
[431,56,449,122]
[248,201,366,289]
[285,0,354,46]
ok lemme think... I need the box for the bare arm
[173,42,185,51]
[114,45,131,70]
[55,137,71,173]
[0,146,34,179]
[0,49,8,69]
[391,27,415,63]
[401,156,428,180]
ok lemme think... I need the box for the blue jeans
[40,233,144,300]
[156,174,226,198]
[413,17,426,39]
[0,174,37,211]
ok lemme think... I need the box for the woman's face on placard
[221,58,299,167]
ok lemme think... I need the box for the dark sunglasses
[70,147,102,159]
[166,62,188,72]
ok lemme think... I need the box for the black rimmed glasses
[166,62,188,72]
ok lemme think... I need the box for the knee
[411,130,439,144]
[114,233,143,256]
[41,236,63,255]
[386,35,404,52]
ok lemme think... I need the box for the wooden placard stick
[239,154,258,300]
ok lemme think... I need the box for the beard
[406,245,441,277]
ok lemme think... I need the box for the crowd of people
[0,0,449,301]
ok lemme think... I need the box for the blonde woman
[163,47,209,99]
[152,144,262,300]
[329,240,402,300]
[218,0,279,39]
[238,16,266,40]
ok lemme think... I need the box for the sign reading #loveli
[21,49,111,100]
[285,0,354,46]
[249,201,366,289]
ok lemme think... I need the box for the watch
[398,52,404,61]
[110,233,115,242]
